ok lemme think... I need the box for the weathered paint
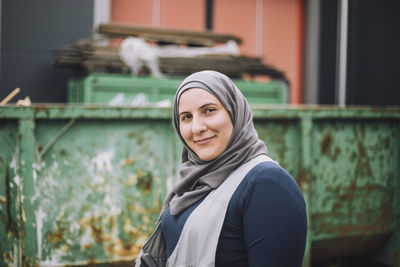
[0,105,399,266]
[18,118,39,267]
[31,120,177,265]
[67,73,288,105]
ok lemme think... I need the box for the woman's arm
[243,165,307,267]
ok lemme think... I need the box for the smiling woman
[178,88,233,161]
[135,70,307,267]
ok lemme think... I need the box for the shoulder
[245,161,296,187]
[236,161,305,209]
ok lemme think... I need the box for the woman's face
[178,88,233,161]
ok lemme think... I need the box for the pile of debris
[53,23,287,80]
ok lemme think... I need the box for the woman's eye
[205,108,216,114]
[181,114,191,121]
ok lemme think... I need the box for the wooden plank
[52,39,286,80]
[97,23,242,46]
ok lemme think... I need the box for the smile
[194,136,215,145]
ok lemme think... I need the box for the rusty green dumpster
[0,105,399,266]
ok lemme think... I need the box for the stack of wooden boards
[53,23,287,80]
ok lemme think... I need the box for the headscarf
[161,70,268,216]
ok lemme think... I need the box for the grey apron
[135,155,275,267]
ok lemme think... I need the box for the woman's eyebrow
[179,102,219,116]
[199,102,218,109]
[178,111,190,117]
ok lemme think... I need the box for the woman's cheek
[180,124,191,141]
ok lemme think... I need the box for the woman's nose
[191,115,207,134]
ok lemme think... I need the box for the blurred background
[1,1,400,267]
[1,0,399,106]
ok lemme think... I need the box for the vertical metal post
[93,0,110,33]
[300,116,313,267]
[18,118,38,266]
[153,0,161,27]
[336,0,349,106]
[302,0,320,104]
[206,0,213,30]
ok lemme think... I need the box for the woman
[136,70,307,267]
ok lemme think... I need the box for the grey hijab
[161,70,267,216]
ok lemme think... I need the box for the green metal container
[67,73,288,105]
[0,105,399,266]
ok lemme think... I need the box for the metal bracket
[37,119,76,160]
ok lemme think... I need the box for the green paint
[0,105,399,266]
[300,117,313,267]
[67,73,288,105]
[18,119,39,266]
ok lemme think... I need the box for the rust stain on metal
[59,148,68,156]
[355,141,372,177]
[362,183,388,192]
[318,221,390,236]
[275,124,289,162]
[7,222,18,238]
[107,239,142,257]
[33,106,51,118]
[78,216,107,243]
[90,221,104,243]
[296,167,311,192]
[381,136,391,149]
[320,132,341,160]
[122,157,135,166]
[313,201,393,237]
[37,144,43,153]
[4,252,13,264]
[46,224,65,246]
[121,153,143,167]
[360,123,366,138]
[321,133,332,156]
[47,230,64,245]
[0,195,5,206]
[136,169,153,193]
[22,255,39,267]
[126,200,161,214]
[124,174,137,186]
[2,156,19,239]
[313,218,389,238]
[103,218,151,258]
[33,106,48,114]
[127,132,145,145]
[87,256,98,265]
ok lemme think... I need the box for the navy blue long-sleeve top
[161,161,307,267]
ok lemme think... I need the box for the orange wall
[214,0,303,103]
[111,0,303,104]
[214,0,257,57]
[263,0,303,104]
[160,0,204,30]
[111,0,154,26]
[111,0,204,30]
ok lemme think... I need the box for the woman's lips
[194,136,215,145]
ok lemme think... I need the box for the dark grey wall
[317,0,400,106]
[1,0,94,103]
[317,0,338,105]
[346,0,400,106]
